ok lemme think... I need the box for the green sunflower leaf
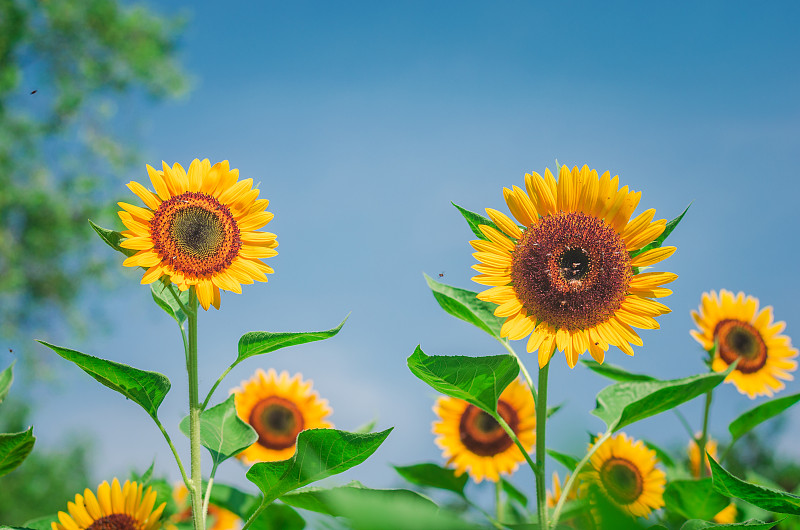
[630,202,691,257]
[248,504,305,530]
[246,427,392,504]
[150,281,190,325]
[89,219,136,258]
[179,394,257,467]
[393,462,468,497]
[592,366,731,432]
[406,346,519,415]
[709,455,800,515]
[500,477,528,507]
[424,274,504,341]
[728,391,800,445]
[19,515,59,530]
[546,449,580,472]
[38,341,170,421]
[452,202,500,241]
[664,479,730,521]
[580,359,657,382]
[0,427,35,478]
[0,361,14,404]
[208,483,260,519]
[236,315,348,365]
[680,519,781,529]
[642,439,675,468]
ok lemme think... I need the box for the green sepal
[0,427,35,478]
[630,202,691,257]
[179,394,257,467]
[452,202,500,241]
[150,281,190,325]
[424,274,504,340]
[393,462,468,497]
[710,455,800,515]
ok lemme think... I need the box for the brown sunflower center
[249,396,305,450]
[714,319,768,374]
[511,212,633,331]
[86,514,139,530]
[600,457,643,504]
[459,400,519,457]
[150,191,241,278]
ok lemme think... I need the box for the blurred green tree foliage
[0,0,188,343]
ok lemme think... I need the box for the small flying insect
[30,90,37,94]
[438,272,445,278]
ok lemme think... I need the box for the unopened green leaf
[0,362,14,404]
[407,346,519,415]
[729,392,800,444]
[393,463,467,497]
[453,202,501,241]
[664,479,729,521]
[246,428,391,504]
[89,220,136,258]
[237,316,348,364]
[424,274,504,340]
[39,341,170,421]
[179,395,257,467]
[581,359,656,382]
[710,455,800,515]
[0,427,35,478]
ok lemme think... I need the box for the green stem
[535,362,550,530]
[464,496,504,530]
[550,430,612,528]
[496,415,540,480]
[698,389,714,478]
[673,408,695,439]
[495,480,503,523]
[202,471,216,528]
[154,418,190,489]
[500,339,537,405]
[241,500,270,530]
[187,289,203,530]
[201,364,235,411]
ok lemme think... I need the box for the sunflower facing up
[51,478,166,530]
[583,432,666,518]
[231,368,333,464]
[471,165,676,368]
[432,378,536,483]
[119,159,278,310]
[691,290,798,398]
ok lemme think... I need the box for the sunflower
[583,432,666,518]
[471,165,676,368]
[547,472,600,529]
[687,434,718,479]
[691,290,798,398]
[119,159,278,310]
[171,483,240,530]
[231,368,333,464]
[546,471,575,508]
[51,478,165,530]
[432,378,536,483]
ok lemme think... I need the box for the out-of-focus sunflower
[171,483,240,530]
[691,290,798,398]
[688,434,719,479]
[547,472,599,529]
[51,478,165,530]
[231,368,332,464]
[472,165,676,368]
[119,159,278,310]
[713,503,738,524]
[432,378,535,483]
[583,432,666,518]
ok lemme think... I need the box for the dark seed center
[171,206,225,259]
[714,319,768,374]
[249,397,304,450]
[263,404,296,433]
[559,247,590,283]
[86,514,138,530]
[600,458,643,504]
[459,400,520,457]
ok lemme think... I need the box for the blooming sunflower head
[118,159,278,310]
[471,165,677,368]
[687,434,718,479]
[51,478,166,530]
[583,432,666,519]
[231,368,332,464]
[171,483,240,530]
[691,290,798,398]
[432,378,536,483]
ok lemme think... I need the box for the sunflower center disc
[600,457,643,504]
[86,514,138,530]
[511,212,632,331]
[150,191,242,278]
[459,400,519,457]
[714,319,768,374]
[249,396,305,450]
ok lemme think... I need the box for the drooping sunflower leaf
[281,483,437,516]
[19,515,58,530]
[179,394,257,467]
[0,361,14,404]
[452,202,501,241]
[680,519,780,530]
[729,391,800,445]
[407,346,519,415]
[0,427,35,478]
[248,504,305,530]
[500,477,528,508]
[642,439,676,469]
[150,281,190,325]
[393,463,468,497]
[246,428,392,504]
[89,220,136,258]
[424,274,504,340]
[581,359,656,382]
[208,483,260,519]
[631,202,691,257]
[664,479,730,521]
[709,455,800,515]
[39,341,170,421]
[592,367,730,432]
[546,449,580,472]
[236,315,348,364]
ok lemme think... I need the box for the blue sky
[12,0,800,504]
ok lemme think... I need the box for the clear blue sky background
[12,0,800,505]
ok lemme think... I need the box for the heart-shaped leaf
[393,463,467,497]
[710,455,800,515]
[246,428,391,504]
[0,361,14,404]
[664,479,730,521]
[236,316,348,364]
[0,427,35,478]
[150,281,190,325]
[729,391,800,445]
[424,274,504,341]
[39,341,170,421]
[453,202,501,241]
[179,394,257,467]
[407,346,519,415]
[581,359,656,382]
